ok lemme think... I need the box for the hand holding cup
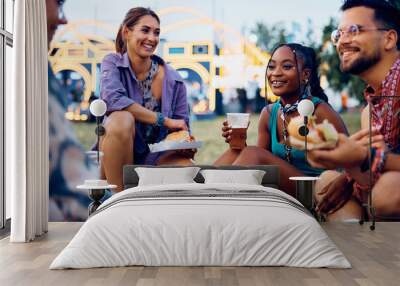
[226,113,250,150]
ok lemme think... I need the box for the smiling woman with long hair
[215,43,348,196]
[98,7,194,192]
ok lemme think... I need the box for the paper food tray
[149,141,203,153]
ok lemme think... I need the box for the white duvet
[50,183,351,269]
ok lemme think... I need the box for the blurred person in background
[47,0,98,221]
[245,74,260,113]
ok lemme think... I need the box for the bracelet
[371,148,387,174]
[360,147,376,173]
[155,112,165,127]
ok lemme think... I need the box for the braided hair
[265,43,329,103]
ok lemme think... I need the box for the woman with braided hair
[215,43,348,196]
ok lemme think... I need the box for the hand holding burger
[288,116,339,150]
[162,130,197,159]
[307,128,385,170]
[164,130,194,142]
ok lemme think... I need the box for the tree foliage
[251,22,293,52]
[389,0,400,10]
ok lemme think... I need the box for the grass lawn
[73,111,361,165]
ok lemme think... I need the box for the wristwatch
[155,112,165,127]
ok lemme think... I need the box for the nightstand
[77,180,117,215]
[289,176,319,215]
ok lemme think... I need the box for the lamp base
[289,176,319,219]
[295,180,314,211]
[88,188,106,215]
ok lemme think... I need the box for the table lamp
[89,99,107,164]
[297,99,315,161]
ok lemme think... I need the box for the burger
[288,116,338,150]
[164,130,193,142]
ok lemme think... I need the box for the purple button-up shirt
[100,52,189,164]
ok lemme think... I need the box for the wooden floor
[0,222,399,286]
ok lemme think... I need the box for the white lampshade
[298,99,314,117]
[89,99,107,117]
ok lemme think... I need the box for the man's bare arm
[346,104,373,184]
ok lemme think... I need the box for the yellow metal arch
[51,63,93,109]
[158,6,273,103]
[49,20,115,118]
[53,20,117,43]
[170,62,211,84]
[158,6,271,66]
[49,12,274,118]
[170,61,216,110]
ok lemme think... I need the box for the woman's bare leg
[100,111,135,192]
[232,146,303,197]
[315,170,362,221]
[372,171,400,218]
[213,148,242,166]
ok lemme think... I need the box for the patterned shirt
[365,58,400,153]
[354,57,400,198]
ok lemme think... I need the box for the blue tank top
[269,97,325,176]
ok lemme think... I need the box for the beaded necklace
[279,93,308,163]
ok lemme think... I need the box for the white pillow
[135,167,200,186]
[200,169,266,185]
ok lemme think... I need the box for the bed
[50,165,350,269]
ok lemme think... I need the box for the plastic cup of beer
[227,113,250,150]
